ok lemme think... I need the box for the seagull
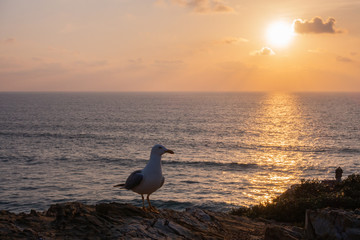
[114,144,174,213]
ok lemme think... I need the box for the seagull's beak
[165,149,174,154]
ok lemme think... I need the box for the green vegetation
[231,174,360,223]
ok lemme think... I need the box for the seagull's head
[151,144,174,156]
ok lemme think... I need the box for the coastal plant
[231,174,360,223]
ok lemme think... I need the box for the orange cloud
[217,37,249,44]
[336,56,353,63]
[251,47,275,56]
[172,0,234,13]
[1,38,16,44]
[154,60,184,65]
[293,17,343,34]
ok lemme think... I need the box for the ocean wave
[238,143,327,153]
[1,130,359,156]
[162,160,259,171]
[338,147,360,154]
[0,131,116,141]
[238,143,360,155]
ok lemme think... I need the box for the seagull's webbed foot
[146,194,160,214]
[148,206,160,214]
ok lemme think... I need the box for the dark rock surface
[264,225,304,240]
[305,208,360,240]
[0,202,267,240]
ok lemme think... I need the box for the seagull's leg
[141,194,147,211]
[146,194,159,213]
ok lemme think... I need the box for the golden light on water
[256,93,307,202]
[252,93,305,202]
[222,93,310,206]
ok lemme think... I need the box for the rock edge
[0,202,267,240]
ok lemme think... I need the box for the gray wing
[124,170,143,190]
[160,176,165,188]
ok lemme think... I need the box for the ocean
[1,92,359,213]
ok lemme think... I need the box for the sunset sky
[1,0,360,92]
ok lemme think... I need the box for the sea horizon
[1,91,360,93]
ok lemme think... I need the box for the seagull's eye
[158,146,162,149]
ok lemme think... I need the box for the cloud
[153,59,185,70]
[128,58,143,64]
[250,47,275,56]
[172,0,234,13]
[74,60,109,67]
[126,58,145,71]
[293,17,343,34]
[307,49,322,54]
[336,56,353,63]
[217,37,249,44]
[154,60,184,65]
[1,38,16,44]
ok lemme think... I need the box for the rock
[265,225,304,240]
[185,207,212,222]
[305,208,360,240]
[0,202,267,239]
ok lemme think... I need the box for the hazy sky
[1,0,360,92]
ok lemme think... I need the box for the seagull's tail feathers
[113,183,125,188]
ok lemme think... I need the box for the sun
[266,21,294,48]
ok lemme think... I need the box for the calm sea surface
[1,92,359,213]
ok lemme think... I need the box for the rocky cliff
[4,201,359,239]
[0,202,268,240]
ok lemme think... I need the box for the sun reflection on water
[225,93,310,205]
[250,93,307,203]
